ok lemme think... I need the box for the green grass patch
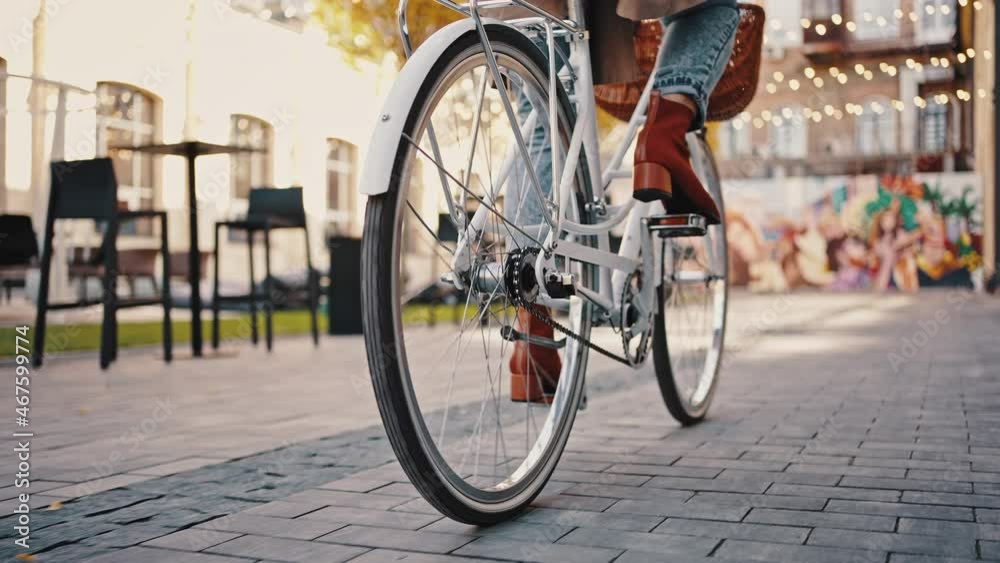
[0,310,327,358]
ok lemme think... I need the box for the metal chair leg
[161,214,173,363]
[248,230,259,345]
[212,223,222,350]
[33,214,56,368]
[263,227,274,352]
[100,224,119,369]
[304,226,319,347]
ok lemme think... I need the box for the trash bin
[327,236,363,335]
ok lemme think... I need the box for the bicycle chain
[507,248,633,367]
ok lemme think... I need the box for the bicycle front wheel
[652,133,729,425]
[362,26,595,524]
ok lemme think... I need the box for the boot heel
[633,162,673,203]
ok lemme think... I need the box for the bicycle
[361,0,747,524]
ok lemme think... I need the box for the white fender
[359,17,516,196]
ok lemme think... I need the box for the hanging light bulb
[788,79,801,91]
[804,67,816,79]
[813,76,825,88]
[831,13,843,24]
[846,21,857,32]
[815,23,828,36]
[837,74,848,84]
[766,83,778,94]
[773,71,785,82]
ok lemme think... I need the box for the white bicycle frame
[364,0,717,326]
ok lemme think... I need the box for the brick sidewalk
[5,291,1000,562]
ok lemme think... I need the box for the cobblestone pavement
[2,290,999,562]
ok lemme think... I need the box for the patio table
[112,141,259,357]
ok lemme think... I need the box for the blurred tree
[313,0,460,64]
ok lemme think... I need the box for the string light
[736,87,975,130]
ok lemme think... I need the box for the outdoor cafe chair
[33,158,172,369]
[0,214,39,304]
[212,186,319,352]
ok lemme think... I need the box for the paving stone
[551,470,650,486]
[979,509,1000,523]
[131,458,226,476]
[746,508,896,532]
[423,519,576,540]
[530,493,617,511]
[981,540,1000,560]
[673,457,790,472]
[807,527,977,558]
[644,476,769,494]
[87,546,253,563]
[207,534,368,562]
[455,536,621,563]
[714,539,887,563]
[901,490,1000,508]
[888,555,981,563]
[558,527,718,556]
[319,477,394,493]
[196,512,346,540]
[245,500,326,518]
[653,517,809,544]
[142,529,244,551]
[347,549,505,562]
[686,492,827,511]
[767,483,901,502]
[560,483,693,502]
[607,499,749,521]
[717,469,841,486]
[515,507,664,532]
[825,499,974,521]
[318,524,474,553]
[605,464,722,479]
[898,518,1000,540]
[299,505,441,530]
[82,524,177,548]
[285,489,408,509]
[907,469,1000,483]
[786,463,907,478]
[840,476,973,493]
[368,483,420,497]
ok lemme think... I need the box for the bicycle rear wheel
[652,133,729,425]
[362,26,595,524]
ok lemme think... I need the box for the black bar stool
[212,187,319,351]
[33,158,172,369]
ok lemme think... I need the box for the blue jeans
[507,3,739,244]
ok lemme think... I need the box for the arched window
[326,138,358,234]
[230,114,273,201]
[96,82,160,234]
[717,119,752,160]
[857,96,897,156]
[769,105,807,159]
[853,0,900,40]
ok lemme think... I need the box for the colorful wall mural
[723,173,984,292]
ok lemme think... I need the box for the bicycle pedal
[648,214,708,238]
[500,325,566,350]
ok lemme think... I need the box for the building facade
[0,0,393,300]
[713,0,991,292]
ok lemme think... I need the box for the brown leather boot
[634,95,722,225]
[509,305,561,404]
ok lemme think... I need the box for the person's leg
[634,3,740,222]
[655,2,741,130]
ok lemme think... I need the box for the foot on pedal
[648,214,709,238]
